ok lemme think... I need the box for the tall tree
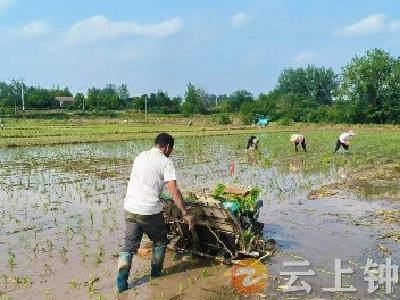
[276,65,338,105]
[117,84,130,100]
[0,80,20,107]
[25,87,58,109]
[182,83,206,114]
[229,90,253,112]
[155,90,170,110]
[171,96,182,113]
[338,49,400,124]
[86,87,101,108]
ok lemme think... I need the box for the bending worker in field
[116,133,193,293]
[246,136,259,151]
[290,134,307,152]
[334,130,356,152]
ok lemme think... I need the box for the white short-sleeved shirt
[249,138,258,150]
[290,134,304,144]
[124,147,176,215]
[339,132,352,145]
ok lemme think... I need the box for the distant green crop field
[0,116,399,154]
[0,118,248,147]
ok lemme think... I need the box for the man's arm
[165,180,188,215]
[165,180,193,228]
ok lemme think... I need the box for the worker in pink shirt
[290,134,307,152]
[334,130,356,152]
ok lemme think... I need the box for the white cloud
[19,21,51,38]
[388,20,400,33]
[231,13,251,28]
[0,0,15,14]
[337,14,385,36]
[336,14,400,36]
[67,16,182,44]
[0,20,51,41]
[293,51,316,63]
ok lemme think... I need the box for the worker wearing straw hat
[334,130,356,152]
[290,134,307,152]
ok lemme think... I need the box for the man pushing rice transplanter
[116,133,193,293]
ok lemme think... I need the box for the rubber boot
[150,244,167,277]
[116,251,133,293]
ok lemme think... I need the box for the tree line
[1,48,399,124]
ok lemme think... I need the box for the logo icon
[226,258,269,295]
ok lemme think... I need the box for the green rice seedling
[86,275,99,295]
[95,229,102,242]
[46,240,54,255]
[41,202,49,215]
[7,250,16,272]
[43,288,52,299]
[12,275,32,287]
[65,225,73,242]
[93,292,107,300]
[80,244,89,262]
[101,215,107,228]
[89,210,94,230]
[59,246,68,264]
[94,245,105,265]
[76,215,84,234]
[69,278,79,289]
[178,281,184,293]
[154,293,164,300]
[212,184,260,213]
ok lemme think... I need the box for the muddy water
[0,135,399,299]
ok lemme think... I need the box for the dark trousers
[123,211,169,253]
[294,139,307,152]
[334,139,349,152]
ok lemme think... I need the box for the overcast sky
[0,0,400,97]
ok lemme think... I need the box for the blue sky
[0,0,400,97]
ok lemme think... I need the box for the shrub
[277,117,294,125]
[241,113,254,125]
[215,114,232,125]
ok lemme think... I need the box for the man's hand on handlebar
[182,209,194,230]
[166,180,194,230]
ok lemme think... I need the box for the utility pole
[20,77,25,112]
[144,94,148,122]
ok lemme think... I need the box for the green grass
[257,128,400,172]
[0,115,247,147]
[0,115,399,157]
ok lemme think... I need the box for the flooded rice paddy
[0,133,399,299]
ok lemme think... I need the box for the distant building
[55,96,75,107]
